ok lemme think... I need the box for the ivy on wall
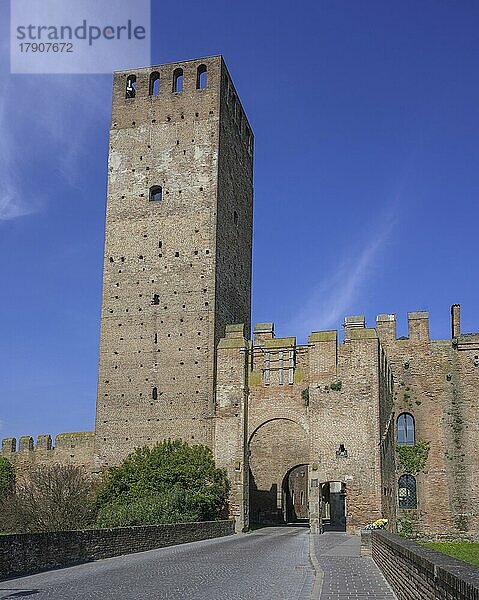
[397,517,417,538]
[396,441,430,474]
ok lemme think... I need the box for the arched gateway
[283,465,309,523]
[214,322,389,534]
[248,419,309,525]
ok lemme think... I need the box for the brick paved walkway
[0,527,314,599]
[311,533,397,599]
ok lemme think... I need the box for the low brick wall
[0,520,234,581]
[370,530,479,600]
[360,529,372,555]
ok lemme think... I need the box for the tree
[96,440,230,528]
[0,456,14,499]
[0,464,96,533]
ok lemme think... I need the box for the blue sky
[1,0,478,440]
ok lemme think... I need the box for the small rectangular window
[278,351,284,385]
[264,352,270,385]
[288,350,294,384]
[196,64,207,89]
[173,68,184,93]
[150,186,162,202]
[398,475,417,509]
[126,74,136,99]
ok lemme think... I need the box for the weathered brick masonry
[0,520,234,581]
[370,530,479,600]
[215,307,478,535]
[376,310,479,537]
[1,56,478,539]
[94,56,253,467]
[215,319,396,532]
[1,432,93,473]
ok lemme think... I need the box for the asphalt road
[0,526,315,600]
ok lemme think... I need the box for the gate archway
[321,481,347,531]
[283,464,309,523]
[248,418,309,524]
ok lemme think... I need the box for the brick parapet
[0,520,234,581]
[370,530,479,599]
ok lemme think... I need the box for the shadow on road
[249,522,310,531]
[0,590,41,598]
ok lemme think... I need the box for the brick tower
[94,56,253,467]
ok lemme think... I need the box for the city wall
[1,432,94,474]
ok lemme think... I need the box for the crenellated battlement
[1,432,94,472]
[376,304,478,346]
[247,306,476,351]
[2,432,93,454]
[217,305,478,401]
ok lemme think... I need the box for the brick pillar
[376,314,396,344]
[214,325,249,532]
[407,311,430,343]
[344,315,365,341]
[451,304,461,338]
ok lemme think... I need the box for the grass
[421,542,479,567]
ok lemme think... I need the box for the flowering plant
[364,518,388,530]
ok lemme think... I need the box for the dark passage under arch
[283,464,309,523]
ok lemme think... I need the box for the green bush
[96,440,230,528]
[97,486,200,527]
[397,517,415,538]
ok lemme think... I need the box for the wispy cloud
[0,90,43,220]
[0,77,34,220]
[0,96,44,220]
[0,29,109,221]
[285,205,398,339]
[0,180,34,220]
[0,34,34,221]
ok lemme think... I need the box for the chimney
[451,304,461,338]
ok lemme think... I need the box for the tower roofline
[113,54,224,74]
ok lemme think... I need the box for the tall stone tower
[94,56,254,467]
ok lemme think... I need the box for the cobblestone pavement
[311,533,397,600]
[0,526,314,600]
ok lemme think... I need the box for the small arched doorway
[321,481,347,531]
[282,464,309,523]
